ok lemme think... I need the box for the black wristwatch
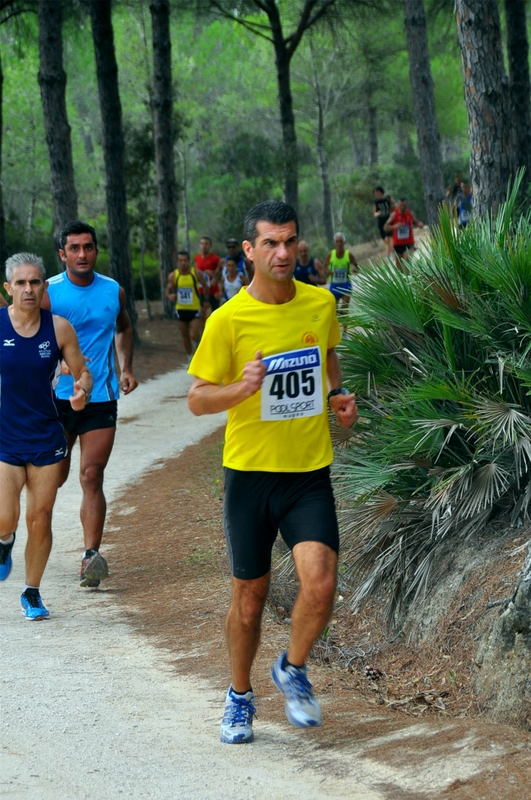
[327,387,349,405]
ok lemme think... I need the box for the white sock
[0,534,14,546]
[23,585,39,593]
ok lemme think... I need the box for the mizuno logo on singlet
[266,349,319,373]
[3,339,15,346]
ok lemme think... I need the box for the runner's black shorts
[377,217,391,239]
[223,466,339,580]
[394,244,416,255]
[57,399,118,436]
[175,309,201,322]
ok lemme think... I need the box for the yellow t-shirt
[189,281,341,472]
[174,269,201,311]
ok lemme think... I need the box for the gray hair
[5,252,46,283]
[334,232,346,242]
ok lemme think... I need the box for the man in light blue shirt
[42,221,138,588]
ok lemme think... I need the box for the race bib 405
[261,346,323,421]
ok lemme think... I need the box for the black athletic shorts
[223,466,339,580]
[175,309,201,322]
[57,399,118,436]
[394,244,415,255]
[378,217,392,239]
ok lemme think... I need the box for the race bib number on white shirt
[397,224,410,240]
[332,268,348,283]
[177,288,193,305]
[261,346,323,421]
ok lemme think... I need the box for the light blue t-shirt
[46,271,121,402]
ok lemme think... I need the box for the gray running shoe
[80,550,109,588]
[271,651,322,727]
[220,686,256,744]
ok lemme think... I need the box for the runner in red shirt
[194,236,221,314]
[384,198,424,272]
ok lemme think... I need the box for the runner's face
[59,233,98,281]
[298,243,309,264]
[178,254,191,273]
[226,242,239,256]
[4,264,47,310]
[398,201,407,213]
[334,236,345,253]
[199,238,211,255]
[226,258,238,277]
[243,221,298,283]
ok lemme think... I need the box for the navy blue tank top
[0,307,66,456]
[294,258,318,284]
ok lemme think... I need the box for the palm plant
[335,177,531,627]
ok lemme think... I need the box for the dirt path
[2,368,530,799]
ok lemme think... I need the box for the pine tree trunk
[367,101,378,168]
[504,0,531,187]
[455,0,512,215]
[404,0,444,226]
[0,52,6,269]
[37,0,78,247]
[150,0,177,315]
[310,44,333,245]
[89,0,138,339]
[274,41,299,211]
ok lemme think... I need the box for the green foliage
[336,177,531,627]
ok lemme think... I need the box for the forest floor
[97,238,531,798]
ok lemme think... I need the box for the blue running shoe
[20,589,50,621]
[220,686,256,744]
[0,533,15,581]
[272,651,322,727]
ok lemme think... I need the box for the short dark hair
[200,235,212,244]
[59,220,98,251]
[226,255,238,264]
[243,200,299,246]
[177,250,190,259]
[399,197,407,202]
[374,185,384,193]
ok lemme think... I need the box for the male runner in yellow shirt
[188,200,357,744]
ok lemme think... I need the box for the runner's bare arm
[384,212,397,231]
[314,258,326,285]
[197,269,210,300]
[326,349,357,428]
[53,316,93,411]
[0,293,7,307]
[165,270,176,302]
[188,351,266,415]
[115,287,138,395]
[349,252,359,273]
[323,252,332,276]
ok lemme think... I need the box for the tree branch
[285,0,338,57]
[210,0,273,42]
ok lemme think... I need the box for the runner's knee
[80,462,105,492]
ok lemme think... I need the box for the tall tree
[213,0,337,211]
[309,38,334,245]
[150,0,177,309]
[504,0,531,189]
[455,0,512,215]
[89,0,137,336]
[38,0,78,247]
[404,0,444,226]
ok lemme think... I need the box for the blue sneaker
[271,651,322,727]
[220,686,256,744]
[0,533,15,581]
[20,589,50,621]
